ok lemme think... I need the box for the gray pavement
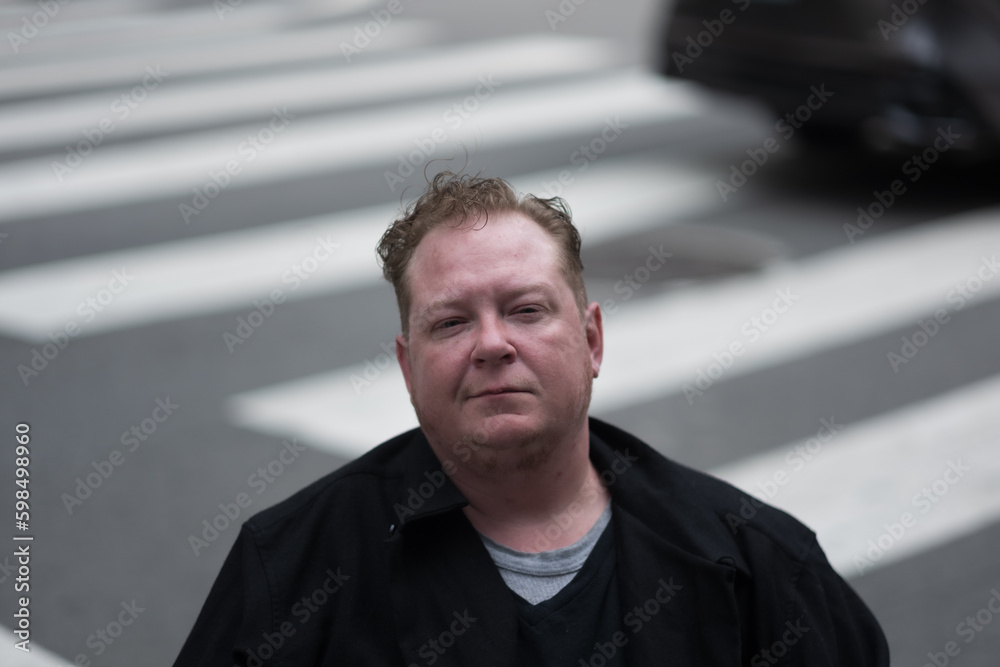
[1,1,999,665]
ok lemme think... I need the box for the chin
[464,415,564,473]
[475,436,555,474]
[470,410,543,445]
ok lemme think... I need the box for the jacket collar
[384,419,752,575]
[589,417,752,579]
[383,430,516,667]
[383,428,467,540]
[384,419,749,665]
[588,418,747,663]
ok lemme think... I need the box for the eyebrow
[417,283,556,319]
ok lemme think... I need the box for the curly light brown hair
[377,171,588,335]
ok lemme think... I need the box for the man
[174,173,889,665]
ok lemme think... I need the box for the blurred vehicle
[655,0,1000,152]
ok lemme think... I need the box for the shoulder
[240,429,420,555]
[592,418,890,664]
[589,417,818,570]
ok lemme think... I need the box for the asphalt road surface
[1,0,999,665]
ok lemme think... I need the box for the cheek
[411,346,464,396]
[525,332,590,383]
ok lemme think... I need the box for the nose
[471,315,516,366]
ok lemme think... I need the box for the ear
[396,333,413,396]
[584,301,603,378]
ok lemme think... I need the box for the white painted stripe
[0,20,438,99]
[0,159,715,340]
[0,36,618,151]
[0,0,160,29]
[13,0,375,34]
[592,209,1000,414]
[0,204,389,340]
[225,207,1000,460]
[711,373,1000,577]
[229,365,419,460]
[0,0,378,56]
[0,629,72,666]
[513,160,719,246]
[0,70,707,222]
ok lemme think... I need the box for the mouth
[469,387,529,399]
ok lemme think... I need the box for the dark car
[655,0,1000,152]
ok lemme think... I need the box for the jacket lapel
[588,422,745,665]
[614,505,743,665]
[385,432,518,667]
[387,510,518,667]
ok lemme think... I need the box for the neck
[437,425,610,552]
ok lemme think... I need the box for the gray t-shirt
[478,501,613,604]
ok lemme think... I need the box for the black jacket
[173,418,889,666]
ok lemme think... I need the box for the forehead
[407,212,564,301]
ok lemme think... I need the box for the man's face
[396,212,603,473]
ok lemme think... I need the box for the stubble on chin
[475,426,555,474]
[421,407,554,475]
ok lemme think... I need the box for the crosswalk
[0,35,620,151]
[0,2,432,96]
[0,158,719,339]
[227,208,1000,461]
[0,68,709,221]
[2,0,998,663]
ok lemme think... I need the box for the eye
[514,305,542,316]
[438,318,462,330]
